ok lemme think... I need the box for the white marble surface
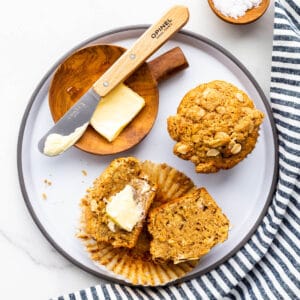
[1,0,275,299]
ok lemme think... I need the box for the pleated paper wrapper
[77,161,198,286]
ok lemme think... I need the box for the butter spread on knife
[91,83,145,142]
[43,122,89,156]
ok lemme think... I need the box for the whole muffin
[167,80,264,173]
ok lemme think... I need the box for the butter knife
[38,5,189,156]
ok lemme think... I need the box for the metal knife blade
[38,88,99,156]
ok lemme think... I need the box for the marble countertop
[1,0,275,299]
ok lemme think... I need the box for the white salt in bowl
[207,0,270,24]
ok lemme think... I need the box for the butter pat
[106,185,143,232]
[91,83,145,142]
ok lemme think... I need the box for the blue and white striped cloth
[54,1,300,299]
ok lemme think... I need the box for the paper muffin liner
[141,161,196,208]
[80,230,198,286]
[78,160,198,285]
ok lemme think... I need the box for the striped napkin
[53,1,300,299]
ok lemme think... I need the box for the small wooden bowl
[207,0,270,24]
[49,45,188,155]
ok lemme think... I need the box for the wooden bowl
[49,45,188,155]
[207,0,270,24]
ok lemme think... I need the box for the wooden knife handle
[93,5,189,96]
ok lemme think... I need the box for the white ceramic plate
[18,27,278,285]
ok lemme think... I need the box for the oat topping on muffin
[167,80,264,173]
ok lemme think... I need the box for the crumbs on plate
[44,179,52,186]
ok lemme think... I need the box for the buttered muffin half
[80,157,156,249]
[167,80,264,173]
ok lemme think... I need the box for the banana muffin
[81,157,156,248]
[167,80,264,173]
[78,160,198,285]
[148,188,229,263]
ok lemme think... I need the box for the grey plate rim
[17,25,279,286]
